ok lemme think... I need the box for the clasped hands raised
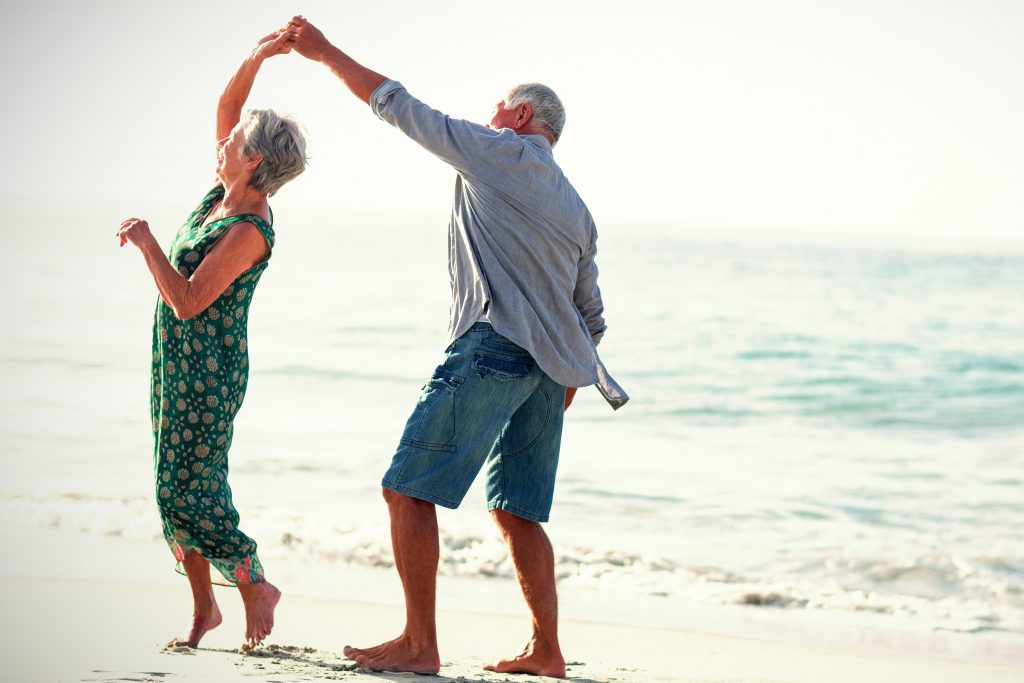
[117,16,331,250]
[253,16,331,63]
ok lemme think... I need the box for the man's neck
[518,124,554,146]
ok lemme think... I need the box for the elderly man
[285,16,627,677]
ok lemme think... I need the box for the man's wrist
[316,43,343,66]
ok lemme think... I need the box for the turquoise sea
[1,200,1022,649]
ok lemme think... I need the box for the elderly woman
[117,32,306,652]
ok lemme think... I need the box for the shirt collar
[523,133,553,151]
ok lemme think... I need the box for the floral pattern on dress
[150,185,274,585]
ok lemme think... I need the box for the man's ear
[514,102,533,130]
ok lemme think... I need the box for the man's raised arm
[284,16,498,176]
[286,16,387,105]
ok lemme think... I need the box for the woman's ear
[245,153,265,171]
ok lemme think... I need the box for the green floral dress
[150,185,274,585]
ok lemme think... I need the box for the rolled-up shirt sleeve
[574,221,607,345]
[370,79,496,176]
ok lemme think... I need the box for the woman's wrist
[137,232,161,256]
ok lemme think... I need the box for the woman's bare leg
[167,550,223,648]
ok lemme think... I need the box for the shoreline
[3,524,1022,679]
[4,527,1024,681]
[3,573,1023,683]
[6,489,1023,662]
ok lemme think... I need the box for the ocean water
[1,203,1022,645]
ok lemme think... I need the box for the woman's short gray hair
[241,109,308,197]
[505,83,566,144]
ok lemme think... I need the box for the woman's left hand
[253,31,293,61]
[117,217,154,248]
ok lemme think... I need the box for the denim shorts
[382,323,566,522]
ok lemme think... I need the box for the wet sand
[2,574,1021,683]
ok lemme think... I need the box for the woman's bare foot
[343,635,441,674]
[166,599,223,648]
[238,581,281,652]
[485,638,566,678]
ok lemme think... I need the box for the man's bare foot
[485,639,566,678]
[343,635,441,674]
[166,600,223,648]
[238,581,281,652]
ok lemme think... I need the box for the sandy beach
[2,567,1021,683]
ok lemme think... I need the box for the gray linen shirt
[371,80,628,409]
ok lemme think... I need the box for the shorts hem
[382,479,462,510]
[487,499,550,523]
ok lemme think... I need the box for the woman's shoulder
[225,199,274,248]
[229,214,274,252]
[203,215,274,264]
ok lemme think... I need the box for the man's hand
[253,31,293,61]
[279,16,386,104]
[283,15,331,62]
[564,387,578,411]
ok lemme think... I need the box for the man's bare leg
[238,579,281,652]
[167,550,223,647]
[343,488,441,674]
[484,509,566,678]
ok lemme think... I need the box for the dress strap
[217,213,275,253]
[189,185,226,224]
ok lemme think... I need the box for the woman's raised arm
[216,32,293,142]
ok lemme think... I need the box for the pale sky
[3,0,1022,247]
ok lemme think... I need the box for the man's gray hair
[504,83,566,144]
[242,109,308,197]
